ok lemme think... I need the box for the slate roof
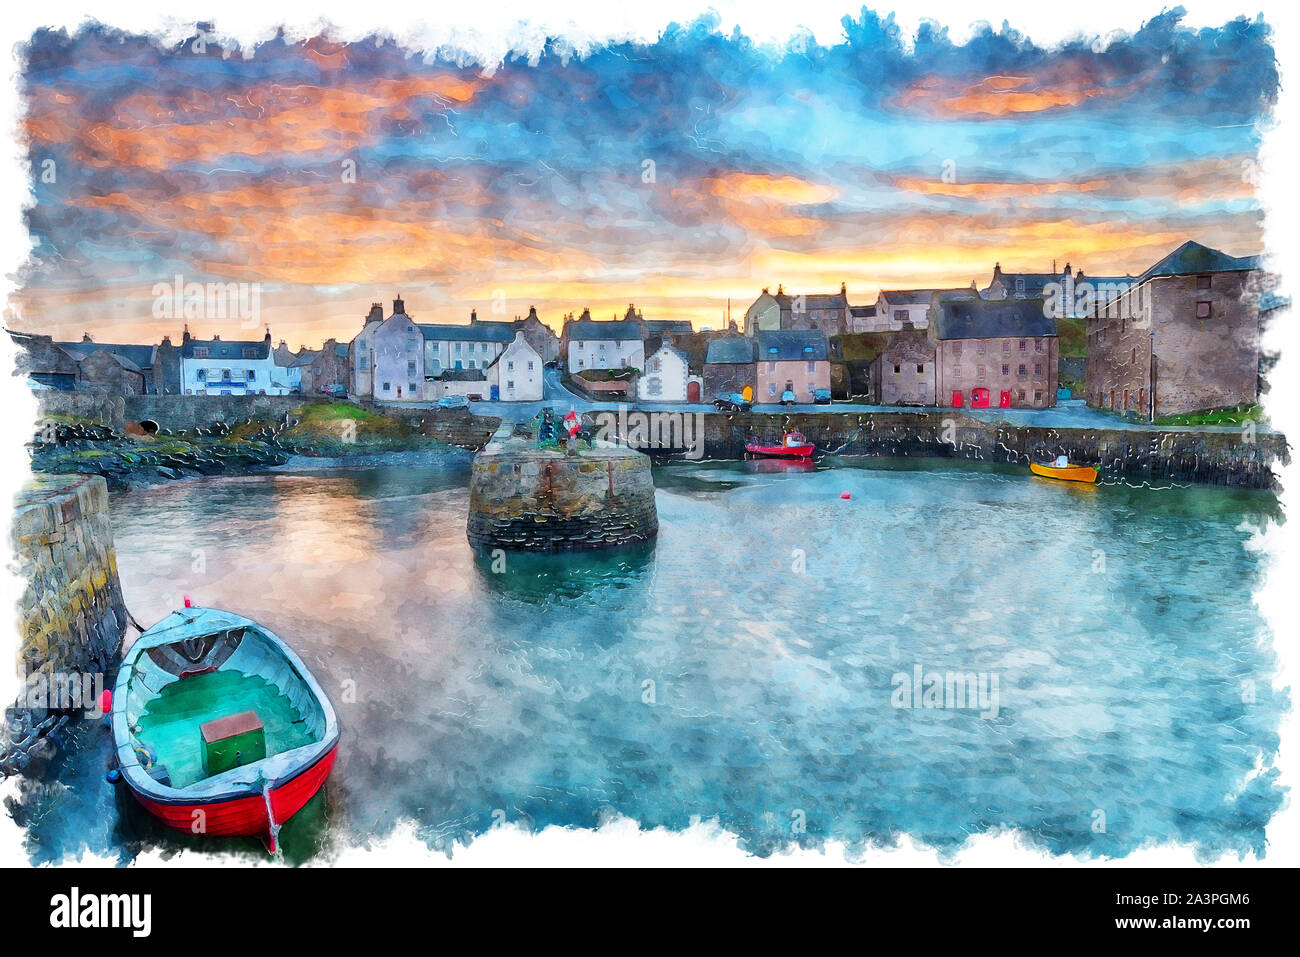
[1138,240,1259,281]
[179,338,270,360]
[643,320,693,335]
[705,337,758,364]
[290,351,321,368]
[436,368,487,381]
[755,330,830,361]
[880,288,977,305]
[419,322,517,343]
[566,320,644,342]
[933,298,1057,340]
[57,341,156,370]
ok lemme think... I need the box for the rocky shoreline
[29,416,467,491]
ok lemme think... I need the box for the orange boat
[1029,458,1098,483]
[746,430,814,458]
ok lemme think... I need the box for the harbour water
[10,458,1286,863]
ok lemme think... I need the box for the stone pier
[2,474,127,777]
[467,431,658,552]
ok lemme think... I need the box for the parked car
[713,393,752,412]
[813,389,832,405]
[319,383,347,398]
[436,395,470,410]
[779,389,798,406]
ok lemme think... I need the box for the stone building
[868,288,978,332]
[869,329,937,405]
[930,296,1059,408]
[421,311,516,377]
[371,298,425,401]
[514,305,559,364]
[743,284,850,336]
[1085,240,1262,418]
[300,339,350,394]
[153,336,181,394]
[565,317,645,372]
[349,303,386,397]
[703,336,757,399]
[487,332,545,401]
[9,330,80,391]
[754,329,831,404]
[75,347,147,394]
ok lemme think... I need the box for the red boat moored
[746,431,815,458]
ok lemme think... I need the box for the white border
[0,0,1296,868]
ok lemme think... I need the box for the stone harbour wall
[467,439,658,552]
[2,474,127,777]
[602,410,1287,490]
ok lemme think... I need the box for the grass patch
[1154,405,1264,427]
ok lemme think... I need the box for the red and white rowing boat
[111,605,339,853]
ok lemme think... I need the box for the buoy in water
[106,768,120,784]
[840,491,851,500]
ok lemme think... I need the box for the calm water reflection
[13,459,1286,862]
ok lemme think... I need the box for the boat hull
[129,744,337,842]
[1029,462,1098,483]
[746,444,815,458]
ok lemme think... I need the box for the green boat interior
[125,625,327,790]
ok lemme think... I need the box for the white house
[566,319,645,372]
[179,329,288,395]
[371,298,425,401]
[638,342,695,402]
[488,333,544,401]
[420,312,516,377]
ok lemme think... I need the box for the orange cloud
[25,73,482,170]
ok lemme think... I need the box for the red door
[998,390,1011,408]
[970,388,990,408]
[951,391,963,408]
[687,381,700,402]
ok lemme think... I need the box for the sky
[9,7,1278,348]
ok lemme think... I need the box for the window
[1019,340,1027,352]
[1196,274,1211,290]
[358,354,369,370]
[1001,364,1009,376]
[454,343,462,354]
[508,360,515,372]
[193,347,209,358]
[916,364,924,374]
[893,363,901,374]
[953,367,961,378]
[577,341,584,349]
[507,380,515,390]
[409,383,417,394]
[1034,364,1043,376]
[406,340,417,355]
[807,383,816,395]
[197,370,206,380]
[1017,389,1026,400]
[242,348,258,359]
[1002,341,1011,353]
[953,342,962,356]
[1017,364,1027,377]
[527,361,534,371]
[976,365,985,379]
[468,360,476,370]
[1034,390,1043,402]
[247,370,256,380]
[1015,278,1025,294]
[768,382,776,397]
[1196,301,1212,318]
[806,360,815,374]
[767,361,776,373]
[382,382,391,392]
[976,342,986,355]
[408,360,417,375]
[1035,339,1044,353]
